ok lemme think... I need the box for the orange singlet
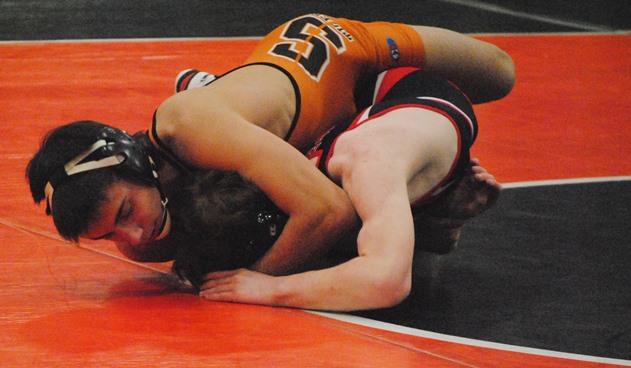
[244,13,426,151]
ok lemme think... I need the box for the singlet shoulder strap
[148,111,190,171]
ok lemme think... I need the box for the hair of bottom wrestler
[169,169,285,288]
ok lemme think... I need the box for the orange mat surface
[1,34,630,367]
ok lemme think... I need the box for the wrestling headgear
[44,126,170,241]
[46,126,158,191]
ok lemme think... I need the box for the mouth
[146,222,159,244]
[142,198,170,245]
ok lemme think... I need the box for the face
[82,180,170,250]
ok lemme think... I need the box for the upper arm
[157,99,339,216]
[413,25,515,103]
[155,90,272,172]
[337,142,416,283]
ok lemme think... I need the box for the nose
[114,225,144,246]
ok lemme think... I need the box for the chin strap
[155,197,171,241]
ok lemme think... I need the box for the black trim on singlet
[149,111,191,171]
[312,121,353,175]
[378,70,478,144]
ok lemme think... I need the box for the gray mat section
[1,0,628,41]
[355,181,631,360]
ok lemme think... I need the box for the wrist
[269,275,293,307]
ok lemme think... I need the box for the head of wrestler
[26,120,174,262]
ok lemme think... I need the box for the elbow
[318,188,360,234]
[368,269,412,309]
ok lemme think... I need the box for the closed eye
[87,199,130,241]
[117,199,133,225]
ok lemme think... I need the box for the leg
[411,25,515,103]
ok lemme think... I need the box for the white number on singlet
[269,15,348,82]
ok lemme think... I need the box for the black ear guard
[96,127,158,185]
[47,127,158,190]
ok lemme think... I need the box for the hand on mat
[199,269,276,305]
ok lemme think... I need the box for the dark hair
[169,170,287,288]
[26,120,151,242]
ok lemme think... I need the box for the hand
[413,158,502,254]
[199,268,277,306]
[451,157,502,218]
[427,158,502,220]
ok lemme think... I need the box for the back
[203,65,297,139]
[245,13,425,151]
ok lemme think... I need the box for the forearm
[252,196,359,276]
[271,203,414,311]
[270,256,407,311]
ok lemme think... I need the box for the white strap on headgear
[63,140,125,177]
[45,139,126,210]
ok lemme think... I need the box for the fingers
[457,157,503,214]
[199,291,237,303]
[198,269,242,300]
[199,269,274,306]
[201,270,244,290]
[469,158,502,189]
[469,158,491,181]
[199,283,236,302]
[475,172,501,189]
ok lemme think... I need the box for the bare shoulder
[153,88,257,171]
[157,64,295,140]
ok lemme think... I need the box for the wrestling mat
[1,33,630,367]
